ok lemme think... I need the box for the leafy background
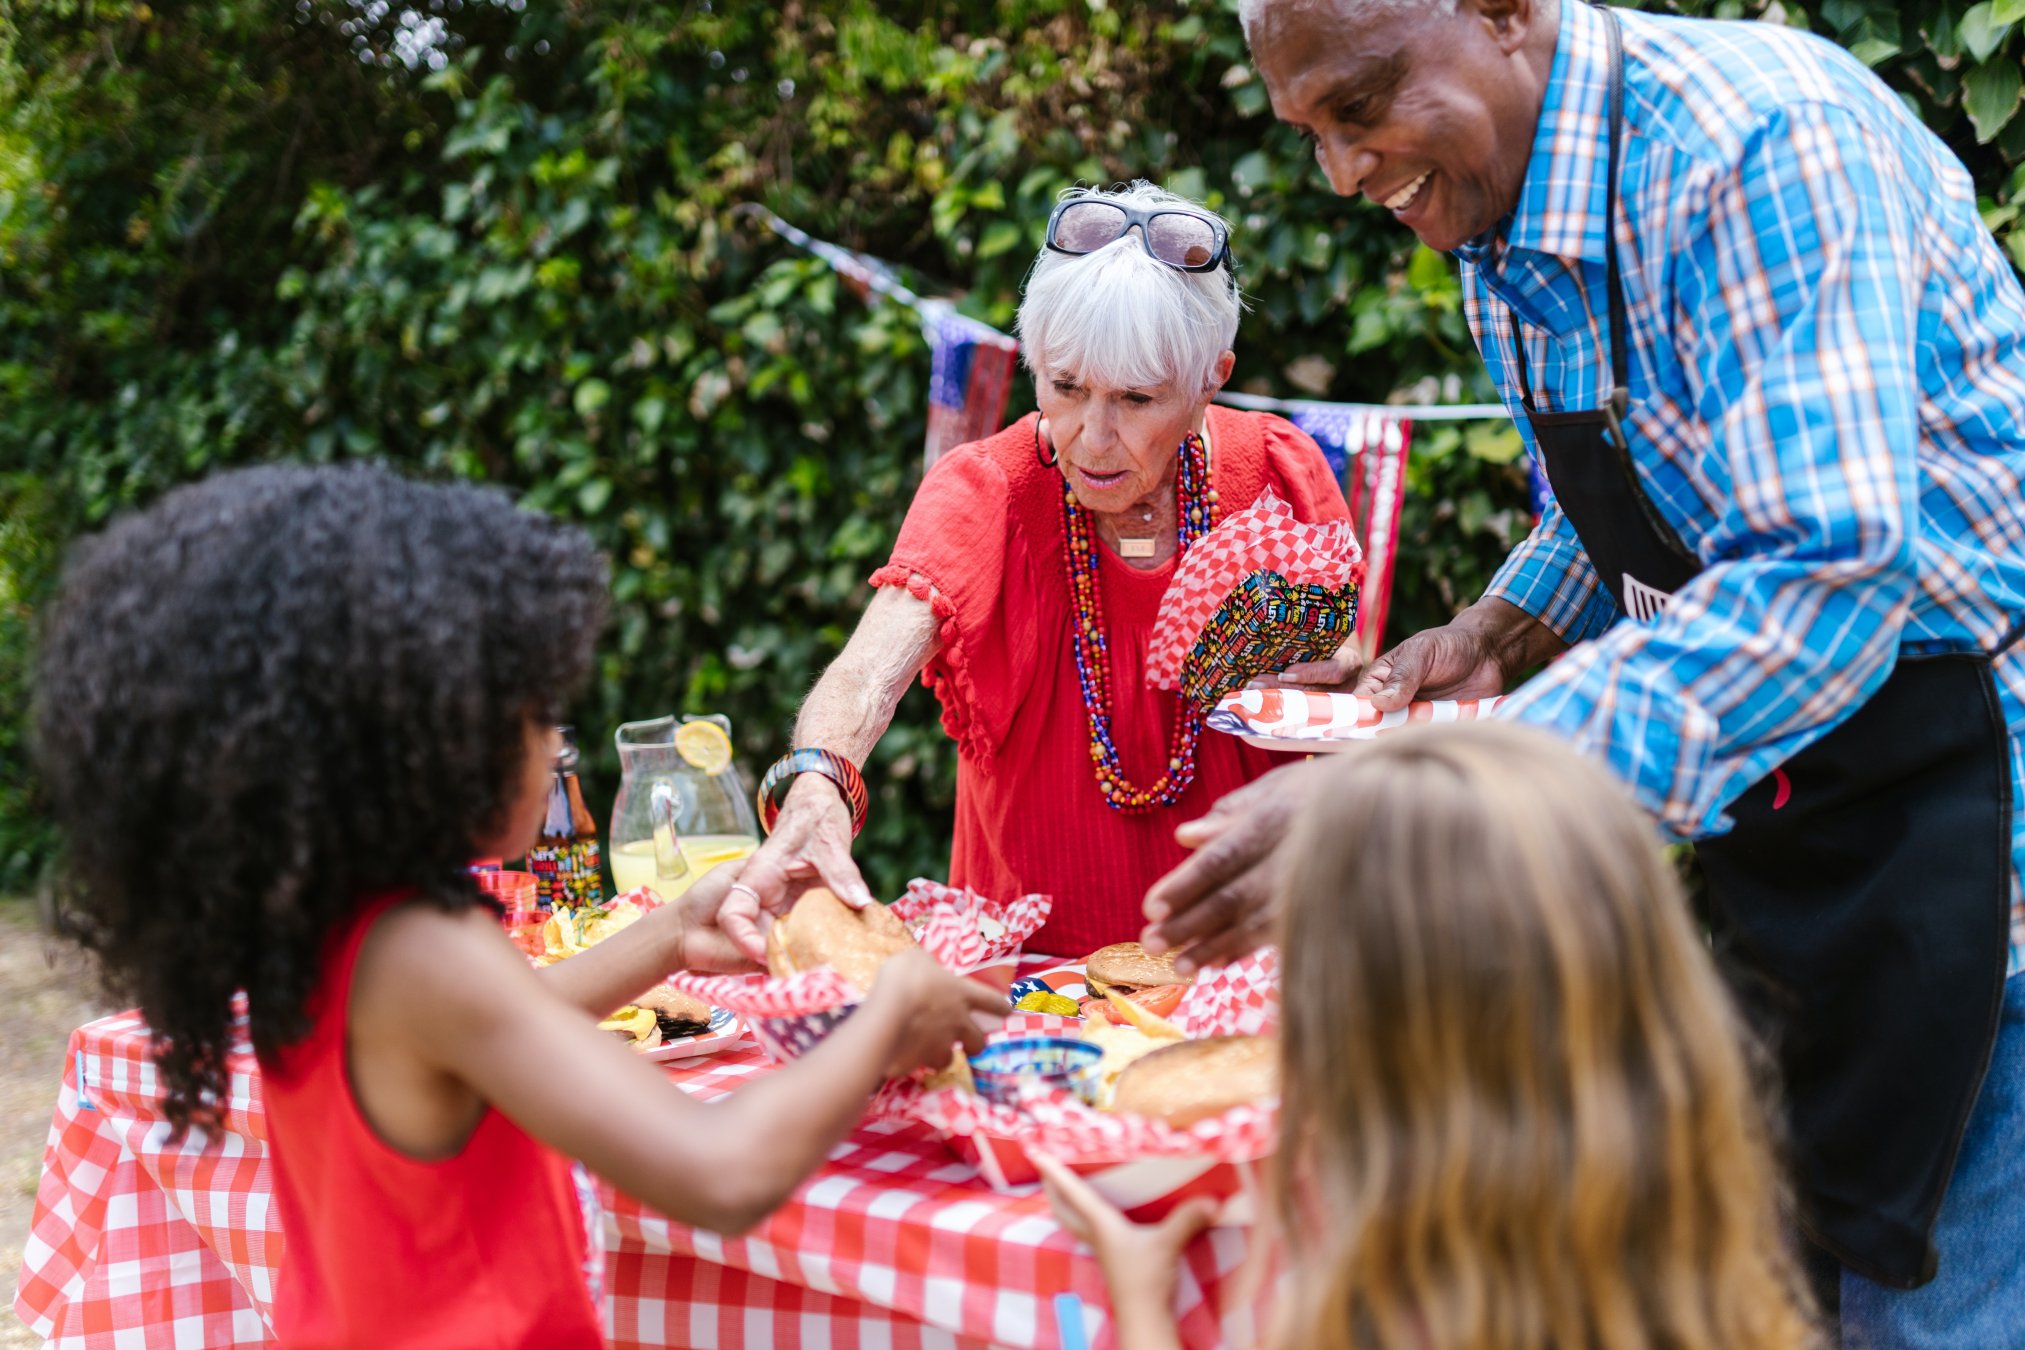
[3,0,2021,899]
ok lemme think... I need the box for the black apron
[1504,6,2016,1289]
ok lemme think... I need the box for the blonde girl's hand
[1033,1152,1217,1350]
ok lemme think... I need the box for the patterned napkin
[1147,489,1363,703]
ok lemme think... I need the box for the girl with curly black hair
[34,464,1003,1347]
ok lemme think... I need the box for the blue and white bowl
[969,1036,1103,1107]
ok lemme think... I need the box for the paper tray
[1207,688,1508,752]
[884,952,1283,1223]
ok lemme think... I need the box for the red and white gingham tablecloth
[14,962,1263,1349]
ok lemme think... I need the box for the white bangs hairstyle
[1015,181,1245,396]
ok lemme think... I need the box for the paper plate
[1207,688,1508,752]
[639,1005,743,1063]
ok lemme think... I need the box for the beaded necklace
[1062,429,1220,812]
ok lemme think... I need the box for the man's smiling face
[1247,0,1555,254]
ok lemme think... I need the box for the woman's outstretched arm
[723,584,941,957]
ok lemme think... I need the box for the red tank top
[260,892,604,1348]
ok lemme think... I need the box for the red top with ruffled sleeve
[870,406,1351,958]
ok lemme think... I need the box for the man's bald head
[1237,0,1556,253]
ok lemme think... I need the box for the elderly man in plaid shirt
[1144,0,2025,1339]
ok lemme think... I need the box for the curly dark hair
[32,464,609,1132]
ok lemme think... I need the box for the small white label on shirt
[1623,573,1675,624]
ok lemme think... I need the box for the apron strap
[1507,4,1630,432]
[1599,3,1629,423]
[1997,609,2025,657]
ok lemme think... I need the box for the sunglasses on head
[1043,197,1234,273]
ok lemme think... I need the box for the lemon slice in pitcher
[674,720,734,775]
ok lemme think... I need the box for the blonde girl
[1041,722,1818,1349]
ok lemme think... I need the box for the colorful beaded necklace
[1061,429,1220,812]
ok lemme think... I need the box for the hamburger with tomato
[1082,942,1188,1023]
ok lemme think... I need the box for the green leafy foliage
[2,0,2020,897]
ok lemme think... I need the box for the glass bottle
[526,725,603,910]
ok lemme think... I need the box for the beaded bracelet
[757,748,869,838]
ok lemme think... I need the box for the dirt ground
[0,896,110,1349]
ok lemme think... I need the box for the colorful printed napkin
[1147,490,1364,703]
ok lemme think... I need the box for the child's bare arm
[355,904,1002,1235]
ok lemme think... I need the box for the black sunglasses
[1043,198,1234,274]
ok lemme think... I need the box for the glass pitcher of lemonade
[608,715,761,900]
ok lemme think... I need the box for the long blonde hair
[1268,723,1817,1350]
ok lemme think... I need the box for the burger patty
[653,1009,710,1040]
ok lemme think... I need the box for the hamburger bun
[1084,942,1184,998]
[764,887,976,1091]
[1109,1035,1278,1127]
[765,887,920,992]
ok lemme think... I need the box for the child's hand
[865,948,1004,1077]
[666,860,772,974]
[1033,1150,1217,1342]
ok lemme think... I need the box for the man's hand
[726,774,874,962]
[1140,760,1318,975]
[1256,635,1365,691]
[1353,597,1565,710]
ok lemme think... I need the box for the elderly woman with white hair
[731,182,1348,958]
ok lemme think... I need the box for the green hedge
[3,0,2021,898]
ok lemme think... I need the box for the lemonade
[609,833,760,899]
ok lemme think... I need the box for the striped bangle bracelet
[757,748,869,838]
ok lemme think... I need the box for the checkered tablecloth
[14,964,1264,1349]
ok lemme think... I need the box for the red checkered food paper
[671,880,1050,1060]
[874,949,1281,1168]
[1148,490,1363,691]
[887,878,1051,971]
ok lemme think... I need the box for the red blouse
[871,405,1351,958]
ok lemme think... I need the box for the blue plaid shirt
[1457,0,2025,970]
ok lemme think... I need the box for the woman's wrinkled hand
[726,774,875,963]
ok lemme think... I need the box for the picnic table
[13,959,1263,1349]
